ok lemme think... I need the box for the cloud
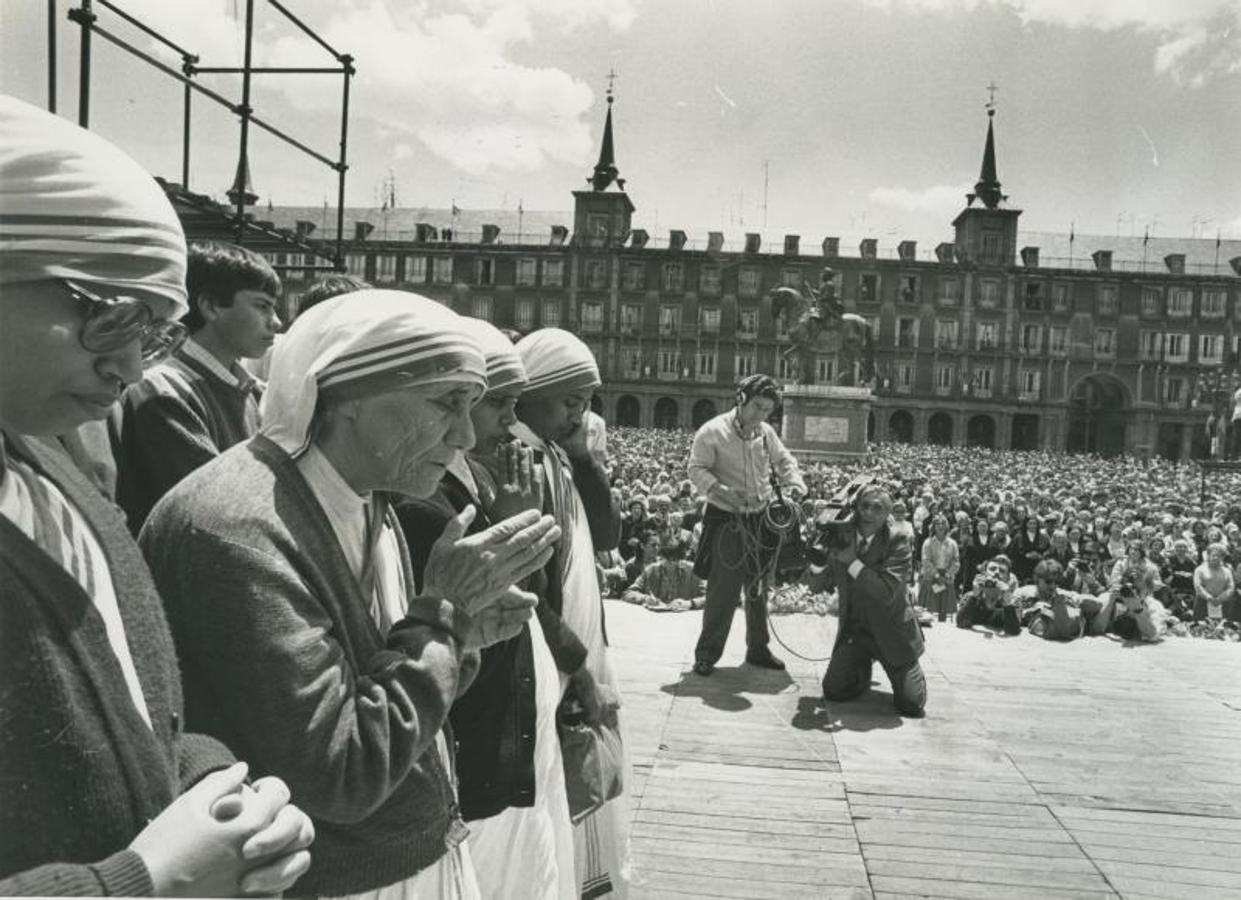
[869,182,972,215]
[111,0,638,175]
[860,0,1241,85]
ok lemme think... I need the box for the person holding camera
[956,555,1022,635]
[821,484,927,717]
[1086,542,1166,640]
[688,375,805,676]
[1020,559,1087,640]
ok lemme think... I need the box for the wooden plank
[633,821,860,853]
[637,851,871,889]
[633,807,856,835]
[868,874,1115,900]
[865,858,1111,891]
[632,835,864,870]
[861,844,1099,874]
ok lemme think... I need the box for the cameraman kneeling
[822,485,927,717]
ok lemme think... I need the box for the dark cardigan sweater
[116,347,261,533]
[140,435,476,896]
[0,434,235,896]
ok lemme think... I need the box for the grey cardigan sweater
[140,435,476,896]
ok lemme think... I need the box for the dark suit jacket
[835,523,924,668]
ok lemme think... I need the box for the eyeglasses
[63,279,187,367]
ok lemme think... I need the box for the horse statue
[770,267,875,386]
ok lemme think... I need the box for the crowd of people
[601,430,1241,642]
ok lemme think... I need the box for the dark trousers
[822,630,927,717]
[694,516,770,665]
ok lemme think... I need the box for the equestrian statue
[769,267,875,387]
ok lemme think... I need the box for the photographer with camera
[688,375,806,676]
[956,555,1022,635]
[1019,559,1088,640]
[1087,541,1167,641]
[821,484,927,717]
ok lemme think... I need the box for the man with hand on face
[116,240,282,532]
[688,374,806,676]
[822,484,928,717]
[0,95,313,897]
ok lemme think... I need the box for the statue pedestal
[780,384,872,460]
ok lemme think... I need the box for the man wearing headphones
[687,375,806,676]
[823,484,927,717]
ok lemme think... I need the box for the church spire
[589,70,625,193]
[967,82,1006,210]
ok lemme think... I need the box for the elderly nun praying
[139,289,561,899]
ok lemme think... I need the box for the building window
[859,273,879,303]
[541,299,561,328]
[899,275,918,304]
[778,355,796,380]
[1200,333,1224,365]
[977,321,999,351]
[658,305,680,335]
[1094,327,1116,356]
[696,350,717,382]
[699,266,722,295]
[405,255,428,283]
[1139,330,1163,361]
[938,277,960,306]
[973,366,994,398]
[1023,282,1044,312]
[1049,325,1068,355]
[622,261,645,292]
[515,257,537,287]
[1096,285,1118,317]
[780,267,801,287]
[737,308,758,338]
[816,358,836,384]
[620,303,642,333]
[934,319,959,350]
[1202,289,1226,319]
[475,258,494,286]
[661,263,685,293]
[1020,323,1042,354]
[586,213,608,242]
[1019,369,1041,401]
[895,363,913,393]
[346,253,367,277]
[1140,286,1161,317]
[981,232,1003,263]
[700,307,720,334]
[582,258,607,290]
[433,256,453,284]
[542,259,564,288]
[979,279,1000,309]
[738,267,761,298]
[775,311,790,340]
[658,349,681,380]
[896,317,918,349]
[736,353,756,378]
[515,299,535,331]
[1164,377,1184,406]
[935,365,955,396]
[620,346,642,379]
[580,301,604,333]
[1052,283,1070,312]
[1165,332,1189,363]
[1167,288,1192,317]
[470,296,492,321]
[373,255,396,282]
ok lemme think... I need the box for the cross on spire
[606,68,618,103]
[985,81,998,117]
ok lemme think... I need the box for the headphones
[735,374,781,409]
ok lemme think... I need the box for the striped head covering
[516,328,600,400]
[0,95,188,316]
[459,318,526,394]
[261,289,486,455]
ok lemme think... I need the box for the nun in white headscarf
[141,290,559,900]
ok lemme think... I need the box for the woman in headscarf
[140,290,561,898]
[397,319,576,899]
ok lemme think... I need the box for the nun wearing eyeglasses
[140,289,562,898]
[0,96,313,897]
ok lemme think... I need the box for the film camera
[810,475,876,551]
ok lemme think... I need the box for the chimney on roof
[630,228,649,248]
[354,221,374,242]
[897,240,917,262]
[1091,249,1112,272]
[415,222,437,243]
[549,225,568,246]
[783,234,800,256]
[441,227,454,242]
[821,236,839,257]
[859,238,877,260]
[1020,246,1040,268]
[1163,253,1185,275]
[668,230,687,251]
[481,223,500,244]
[935,242,955,263]
[295,219,316,238]
[707,231,724,253]
[744,233,761,253]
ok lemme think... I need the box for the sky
[3,0,1240,256]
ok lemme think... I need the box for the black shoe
[745,650,786,671]
[693,661,714,676]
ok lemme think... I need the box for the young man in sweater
[116,240,281,532]
[0,95,312,897]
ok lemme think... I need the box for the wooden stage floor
[605,600,1241,899]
